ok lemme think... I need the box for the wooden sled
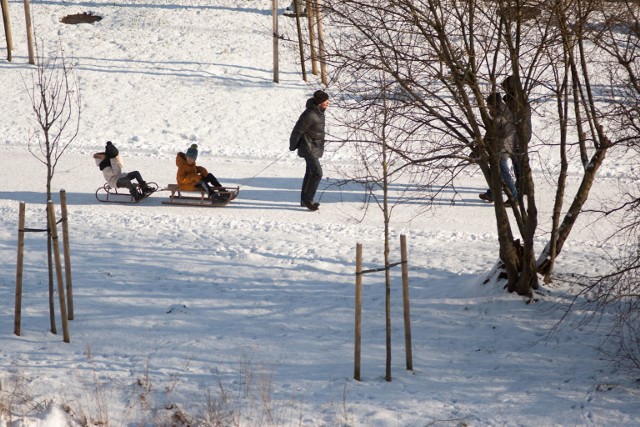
[161,184,239,207]
[95,182,158,203]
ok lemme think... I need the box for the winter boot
[479,192,494,203]
[301,200,319,211]
[130,188,144,201]
[504,199,517,208]
[300,199,320,208]
[211,192,231,203]
[140,182,153,194]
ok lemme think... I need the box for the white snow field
[0,1,638,426]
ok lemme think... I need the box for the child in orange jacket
[175,144,226,199]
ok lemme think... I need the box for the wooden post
[23,0,34,65]
[60,190,73,320]
[272,0,279,83]
[400,234,413,370]
[47,201,70,343]
[14,202,25,336]
[306,0,318,75]
[47,209,57,335]
[1,0,12,62]
[293,0,307,81]
[354,243,362,381]
[315,0,328,85]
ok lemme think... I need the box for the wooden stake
[14,202,25,336]
[306,0,318,75]
[293,0,307,81]
[23,0,34,65]
[400,234,413,371]
[1,0,12,62]
[47,210,56,335]
[60,190,73,320]
[354,243,363,381]
[272,0,279,83]
[315,0,327,85]
[47,200,70,343]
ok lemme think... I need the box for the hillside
[0,1,637,426]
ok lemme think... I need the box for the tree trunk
[382,95,392,382]
[518,160,539,294]
[1,0,12,61]
[546,63,570,283]
[537,145,608,275]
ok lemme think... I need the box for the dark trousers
[196,173,222,196]
[117,171,145,191]
[301,157,323,203]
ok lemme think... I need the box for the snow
[0,1,638,426]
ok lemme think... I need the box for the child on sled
[175,144,230,201]
[93,141,153,201]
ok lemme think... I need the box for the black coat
[289,98,325,159]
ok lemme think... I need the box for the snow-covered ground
[0,1,637,426]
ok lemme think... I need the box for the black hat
[501,75,515,93]
[186,144,198,159]
[313,90,329,105]
[105,141,119,158]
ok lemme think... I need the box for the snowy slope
[0,1,637,426]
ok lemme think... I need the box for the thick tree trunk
[519,165,539,294]
[537,146,608,275]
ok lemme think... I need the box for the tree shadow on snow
[37,1,271,15]
[233,177,494,208]
[67,56,302,89]
[0,177,493,210]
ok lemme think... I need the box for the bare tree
[23,40,81,202]
[563,0,640,372]
[323,0,636,296]
[335,75,419,381]
[534,0,616,279]
[22,40,80,333]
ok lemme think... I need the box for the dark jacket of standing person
[289,98,326,159]
[289,90,329,211]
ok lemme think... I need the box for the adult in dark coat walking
[290,90,329,211]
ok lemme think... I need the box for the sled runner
[95,182,159,203]
[161,184,239,207]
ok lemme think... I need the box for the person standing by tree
[290,90,329,211]
[479,92,518,206]
[501,75,531,196]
